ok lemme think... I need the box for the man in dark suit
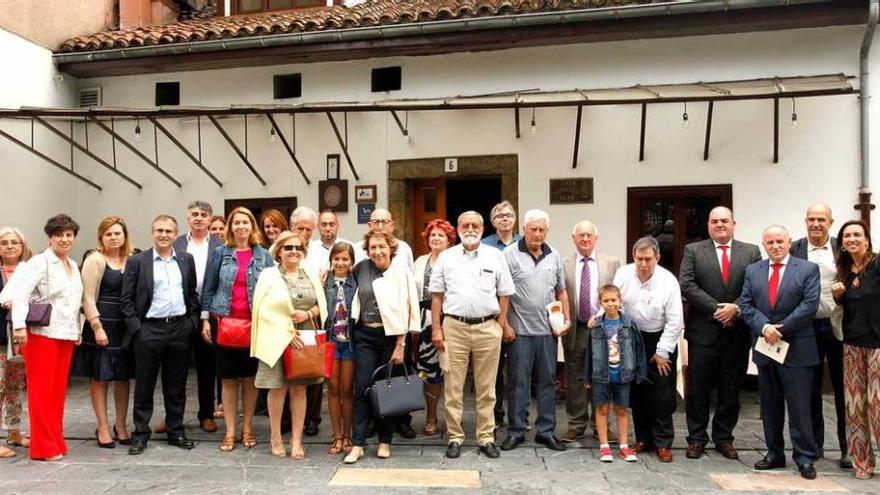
[680,207,761,460]
[121,215,201,455]
[740,225,820,479]
[790,203,850,469]
[168,200,223,434]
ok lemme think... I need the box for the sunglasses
[282,244,305,252]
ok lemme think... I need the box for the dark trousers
[494,341,512,424]
[632,330,677,449]
[758,362,817,467]
[132,318,193,443]
[811,319,847,453]
[685,336,750,446]
[507,335,557,439]
[352,326,399,446]
[305,384,323,426]
[192,318,217,421]
[398,332,418,427]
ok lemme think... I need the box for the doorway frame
[388,154,519,247]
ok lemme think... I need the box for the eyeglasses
[493,213,514,220]
[0,240,21,247]
[369,219,392,225]
[282,244,305,252]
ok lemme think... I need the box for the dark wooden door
[411,179,446,258]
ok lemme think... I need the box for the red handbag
[216,316,251,349]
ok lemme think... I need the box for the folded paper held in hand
[754,337,789,364]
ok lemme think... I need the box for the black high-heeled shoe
[113,426,131,445]
[96,429,116,449]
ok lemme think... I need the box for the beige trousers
[442,316,502,446]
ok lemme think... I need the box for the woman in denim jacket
[200,207,274,452]
[583,284,647,463]
[323,242,358,455]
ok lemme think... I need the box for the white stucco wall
[0,28,78,250]
[3,24,877,261]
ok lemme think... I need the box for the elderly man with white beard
[430,211,515,460]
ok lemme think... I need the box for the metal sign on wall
[549,178,594,204]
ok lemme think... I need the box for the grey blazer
[679,238,761,347]
[561,251,620,352]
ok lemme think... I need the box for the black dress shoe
[480,442,500,459]
[167,437,195,450]
[685,442,704,459]
[536,435,566,451]
[840,455,853,469]
[128,440,146,455]
[500,435,524,451]
[113,426,131,446]
[304,421,320,437]
[446,442,461,459]
[96,429,116,449]
[799,463,817,480]
[754,456,786,470]
[396,423,417,439]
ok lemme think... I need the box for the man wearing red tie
[739,225,820,480]
[679,207,760,460]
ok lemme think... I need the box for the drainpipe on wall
[859,0,880,228]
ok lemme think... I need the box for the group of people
[0,200,878,481]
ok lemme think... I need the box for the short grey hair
[571,220,599,237]
[186,200,213,215]
[457,210,484,227]
[632,236,660,256]
[490,200,515,220]
[522,209,550,229]
[763,224,790,238]
[290,206,318,225]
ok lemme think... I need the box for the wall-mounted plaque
[319,179,349,212]
[549,178,594,204]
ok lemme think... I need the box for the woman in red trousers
[8,214,83,461]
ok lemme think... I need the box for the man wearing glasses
[481,200,523,428]
[368,209,414,271]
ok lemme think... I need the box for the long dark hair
[835,220,873,281]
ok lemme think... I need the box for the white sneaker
[343,446,365,464]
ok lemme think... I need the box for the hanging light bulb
[790,98,798,128]
[134,118,142,141]
[681,102,690,130]
[530,108,538,135]
[403,131,411,144]
[269,126,277,143]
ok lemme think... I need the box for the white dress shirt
[186,232,211,295]
[713,240,732,268]
[5,250,83,341]
[612,263,684,359]
[806,240,837,319]
[574,251,599,319]
[305,237,367,274]
[392,239,415,272]
[767,255,790,282]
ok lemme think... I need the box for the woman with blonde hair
[252,230,327,459]
[201,207,274,452]
[71,217,135,448]
[0,227,33,458]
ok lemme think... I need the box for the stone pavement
[1,373,879,494]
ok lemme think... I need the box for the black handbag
[368,362,425,418]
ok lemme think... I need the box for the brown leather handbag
[282,341,324,381]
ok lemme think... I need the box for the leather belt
[144,314,186,324]
[446,314,495,325]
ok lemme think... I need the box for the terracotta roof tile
[57,0,650,53]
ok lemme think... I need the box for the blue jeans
[507,334,557,439]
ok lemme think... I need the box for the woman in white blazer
[343,231,419,464]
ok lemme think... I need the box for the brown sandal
[342,437,353,454]
[0,445,16,458]
[219,436,236,452]
[7,431,29,447]
[328,437,344,455]
[242,431,257,449]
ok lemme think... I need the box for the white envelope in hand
[754,337,789,364]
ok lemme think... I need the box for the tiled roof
[57,0,649,53]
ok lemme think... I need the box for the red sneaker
[599,445,613,462]
[619,445,638,462]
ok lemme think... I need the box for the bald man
[740,225,820,480]
[679,207,760,460]
[790,204,849,468]
[369,208,414,271]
